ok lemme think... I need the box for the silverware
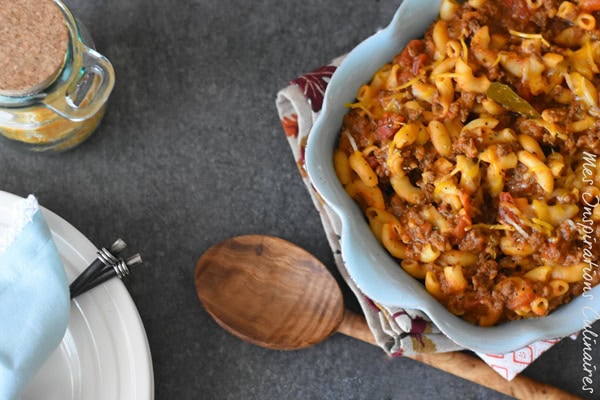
[69,239,143,299]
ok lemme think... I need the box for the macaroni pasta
[335,0,600,326]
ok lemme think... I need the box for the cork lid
[0,0,69,97]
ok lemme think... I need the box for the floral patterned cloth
[275,56,563,380]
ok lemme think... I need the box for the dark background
[2,0,598,398]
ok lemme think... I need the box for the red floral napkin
[275,56,568,380]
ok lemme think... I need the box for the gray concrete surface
[1,0,597,398]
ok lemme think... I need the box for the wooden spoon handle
[338,309,582,400]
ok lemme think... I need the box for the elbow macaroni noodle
[334,0,600,326]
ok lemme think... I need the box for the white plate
[0,191,154,399]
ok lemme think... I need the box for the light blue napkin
[0,196,69,400]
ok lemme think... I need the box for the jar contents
[0,0,115,152]
[0,106,106,151]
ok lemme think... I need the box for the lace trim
[0,195,40,255]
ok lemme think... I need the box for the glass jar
[0,0,115,153]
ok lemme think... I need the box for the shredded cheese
[509,29,551,48]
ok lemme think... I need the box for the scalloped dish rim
[304,0,600,354]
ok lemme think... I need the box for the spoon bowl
[195,235,344,350]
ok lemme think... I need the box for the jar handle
[42,46,115,122]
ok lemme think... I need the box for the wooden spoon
[195,235,581,400]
